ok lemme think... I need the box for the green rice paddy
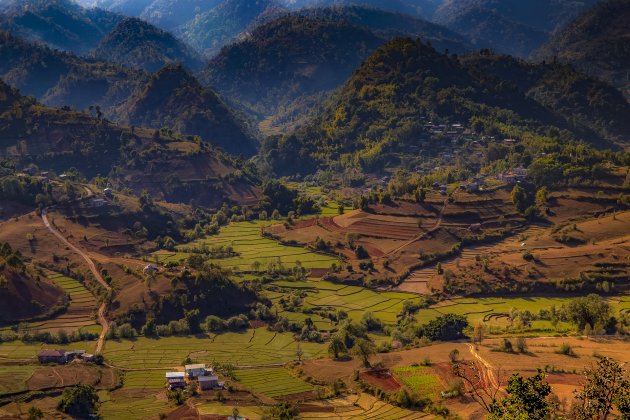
[392,365,441,397]
[103,329,326,369]
[234,367,314,397]
[154,221,338,274]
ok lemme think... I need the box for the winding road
[467,343,500,390]
[42,209,110,354]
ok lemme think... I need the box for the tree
[296,343,304,362]
[352,338,376,368]
[516,337,527,354]
[449,349,460,363]
[57,385,99,418]
[565,294,612,332]
[511,184,529,213]
[28,406,43,420]
[535,186,548,208]
[489,370,553,419]
[185,309,201,334]
[141,318,158,337]
[420,314,468,341]
[328,334,348,359]
[573,357,630,419]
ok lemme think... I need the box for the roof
[38,349,66,357]
[185,364,206,370]
[198,375,219,382]
[166,372,185,379]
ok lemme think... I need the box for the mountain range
[535,0,630,98]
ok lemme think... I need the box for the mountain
[78,0,155,17]
[0,78,258,207]
[263,38,630,175]
[114,65,257,156]
[91,17,204,72]
[283,0,433,17]
[0,0,122,54]
[176,0,286,57]
[201,15,384,120]
[433,0,598,57]
[297,6,469,53]
[534,0,630,99]
[0,30,145,110]
[140,0,223,30]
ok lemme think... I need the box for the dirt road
[42,209,110,354]
[467,343,499,389]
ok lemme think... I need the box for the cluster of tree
[258,181,318,216]
[392,314,469,346]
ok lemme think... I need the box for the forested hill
[534,0,630,99]
[0,78,257,207]
[0,30,146,110]
[176,0,286,57]
[201,15,384,118]
[262,38,630,175]
[91,17,204,72]
[0,0,122,54]
[433,0,598,57]
[295,6,469,54]
[114,65,257,156]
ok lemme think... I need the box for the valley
[0,0,629,419]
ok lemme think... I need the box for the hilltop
[201,15,384,121]
[433,0,598,57]
[534,0,630,98]
[92,17,204,72]
[0,79,258,207]
[264,38,630,175]
[0,0,122,54]
[0,30,146,110]
[176,0,285,57]
[114,65,257,156]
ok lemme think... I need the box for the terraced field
[234,367,314,397]
[27,273,99,333]
[399,224,549,294]
[265,279,427,326]
[392,366,441,397]
[103,329,326,369]
[300,393,427,419]
[0,365,37,394]
[99,391,171,420]
[154,221,338,274]
[197,404,264,418]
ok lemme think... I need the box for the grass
[392,365,441,397]
[153,221,338,274]
[234,367,314,397]
[197,404,264,419]
[25,272,98,333]
[0,365,37,394]
[103,329,326,369]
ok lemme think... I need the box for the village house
[198,375,220,390]
[185,363,208,379]
[91,198,106,207]
[37,349,85,364]
[166,372,186,390]
[103,187,113,197]
[143,264,159,275]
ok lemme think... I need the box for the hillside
[264,38,630,175]
[175,0,286,57]
[114,65,257,156]
[0,79,258,207]
[0,0,122,54]
[91,17,204,72]
[433,0,598,57]
[201,15,384,124]
[297,6,469,54]
[0,30,145,110]
[140,0,223,30]
[0,244,66,325]
[534,0,630,98]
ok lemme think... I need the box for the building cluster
[166,363,223,391]
[37,349,95,364]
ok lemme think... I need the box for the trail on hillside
[42,209,110,354]
[467,343,499,390]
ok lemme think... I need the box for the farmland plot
[234,367,314,397]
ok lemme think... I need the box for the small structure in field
[37,349,85,364]
[143,264,159,275]
[468,223,483,233]
[185,364,207,379]
[91,198,106,207]
[103,188,113,197]
[198,375,220,390]
[166,372,186,390]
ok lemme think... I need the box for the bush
[57,385,99,418]
[556,343,576,357]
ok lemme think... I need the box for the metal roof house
[185,364,207,378]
